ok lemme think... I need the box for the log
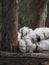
[0,51,49,58]
[0,51,49,65]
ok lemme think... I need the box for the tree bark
[31,0,48,29]
[45,2,49,27]
[46,17,49,27]
[0,1,2,49]
[2,0,19,52]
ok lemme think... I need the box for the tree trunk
[0,1,2,49]
[2,0,19,52]
[45,17,49,27]
[31,0,48,29]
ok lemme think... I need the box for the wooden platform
[0,51,49,65]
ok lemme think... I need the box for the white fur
[37,39,49,51]
[43,28,49,38]
[19,26,29,36]
[18,27,49,53]
[18,38,36,53]
[34,28,45,40]
[23,31,37,42]
[24,39,36,52]
[18,32,21,41]
[35,27,49,40]
[18,39,26,53]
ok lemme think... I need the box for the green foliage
[0,0,2,3]
[18,0,33,29]
[0,0,49,30]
